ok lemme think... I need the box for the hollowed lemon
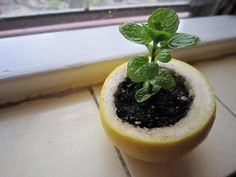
[99,59,216,162]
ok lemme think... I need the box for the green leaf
[148,8,179,35]
[159,41,168,48]
[127,56,148,81]
[143,24,171,42]
[119,22,152,45]
[143,80,161,93]
[155,49,172,63]
[167,33,201,49]
[135,80,161,102]
[127,56,159,82]
[154,68,175,89]
[135,87,156,103]
[143,80,151,90]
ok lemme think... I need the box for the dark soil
[114,76,193,129]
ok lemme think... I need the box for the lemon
[99,59,216,162]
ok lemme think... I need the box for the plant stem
[151,41,157,63]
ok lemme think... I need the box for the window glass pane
[0,0,190,18]
[90,0,190,9]
[0,0,86,18]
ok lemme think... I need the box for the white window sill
[1,15,236,80]
[0,15,236,105]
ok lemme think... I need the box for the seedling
[119,8,200,102]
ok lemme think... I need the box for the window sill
[0,15,236,105]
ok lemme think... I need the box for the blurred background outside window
[1,0,236,18]
[0,0,235,35]
[0,0,190,18]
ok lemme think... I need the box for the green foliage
[127,56,159,82]
[119,8,200,102]
[135,87,156,103]
[49,0,61,9]
[135,80,161,103]
[49,0,68,10]
[155,49,171,63]
[148,8,179,35]
[119,23,151,45]
[154,69,176,89]
[167,33,201,49]
[143,24,171,42]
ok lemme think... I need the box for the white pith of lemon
[99,59,216,162]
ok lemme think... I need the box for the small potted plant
[99,8,216,162]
